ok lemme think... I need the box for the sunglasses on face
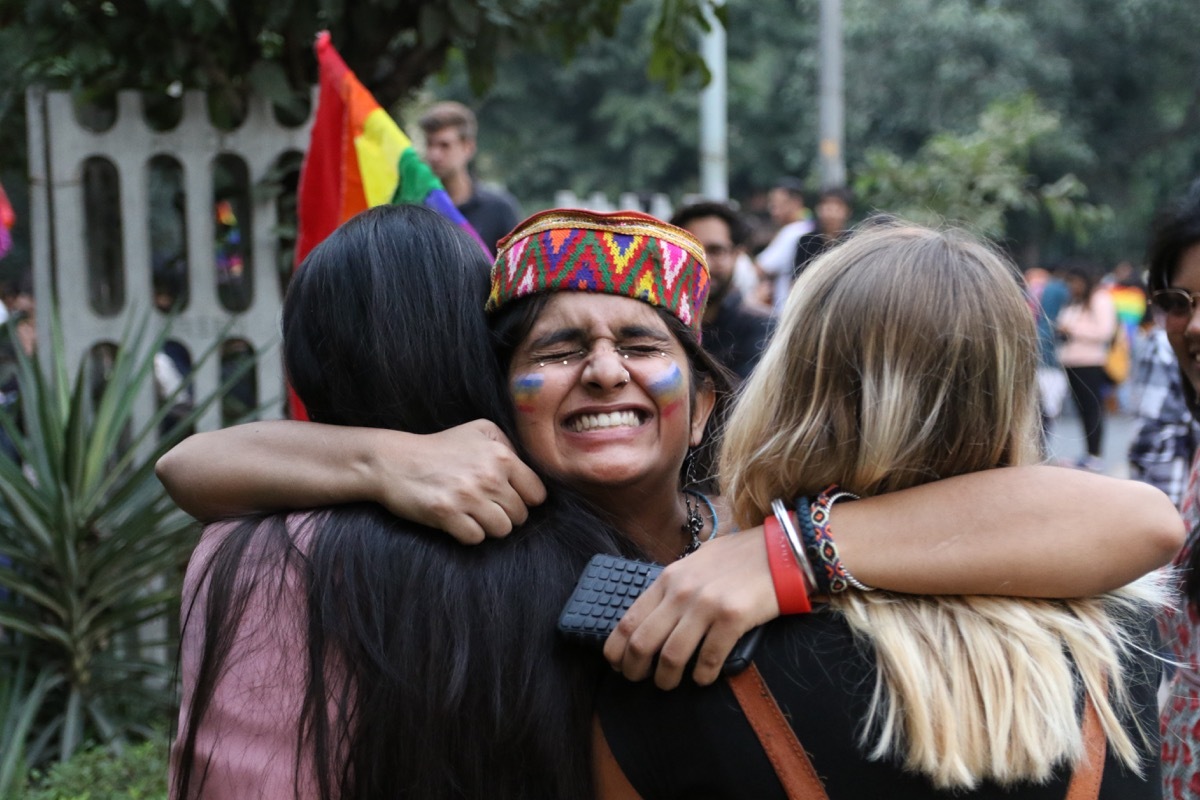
[1150,289,1200,322]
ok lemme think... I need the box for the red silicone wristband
[763,515,813,615]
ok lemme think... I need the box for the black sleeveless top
[597,607,1161,799]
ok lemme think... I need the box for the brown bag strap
[1065,694,1106,800]
[730,664,1106,800]
[600,665,1104,800]
[728,663,830,800]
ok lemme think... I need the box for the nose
[581,342,630,390]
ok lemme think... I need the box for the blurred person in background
[755,177,813,314]
[793,186,854,279]
[670,201,772,382]
[1057,263,1117,471]
[1126,303,1199,507]
[419,101,521,252]
[1025,266,1070,450]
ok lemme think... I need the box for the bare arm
[155,419,546,543]
[607,466,1184,689]
[837,465,1182,596]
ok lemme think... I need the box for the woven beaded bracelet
[801,486,876,594]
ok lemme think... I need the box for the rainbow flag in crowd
[1109,283,1146,327]
[294,32,487,267]
[290,32,487,418]
[0,181,14,261]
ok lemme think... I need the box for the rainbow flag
[1109,284,1146,327]
[0,180,13,261]
[291,32,488,418]
[294,32,487,267]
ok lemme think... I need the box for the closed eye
[617,345,667,358]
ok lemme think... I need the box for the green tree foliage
[446,0,1200,262]
[0,0,715,129]
[0,0,717,279]
[854,95,1111,242]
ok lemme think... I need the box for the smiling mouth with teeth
[566,410,645,432]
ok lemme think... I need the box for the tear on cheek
[511,373,544,413]
[648,364,685,418]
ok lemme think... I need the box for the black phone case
[558,553,763,676]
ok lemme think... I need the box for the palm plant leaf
[0,664,63,796]
[0,308,267,774]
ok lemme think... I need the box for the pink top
[1057,289,1116,367]
[171,515,342,799]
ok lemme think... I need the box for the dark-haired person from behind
[170,204,628,799]
[670,201,772,382]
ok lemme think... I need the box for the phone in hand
[558,553,763,676]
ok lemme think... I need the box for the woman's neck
[584,480,693,563]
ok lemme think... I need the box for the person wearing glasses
[669,201,772,382]
[1146,179,1200,800]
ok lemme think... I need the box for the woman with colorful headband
[596,222,1165,798]
[159,208,1181,692]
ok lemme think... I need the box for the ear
[463,137,478,160]
[689,378,717,447]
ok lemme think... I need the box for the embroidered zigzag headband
[486,208,711,337]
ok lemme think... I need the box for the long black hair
[1146,179,1200,608]
[173,205,631,799]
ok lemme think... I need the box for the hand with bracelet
[603,464,1181,689]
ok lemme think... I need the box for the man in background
[671,202,772,382]
[754,177,813,314]
[419,101,521,252]
[793,186,854,278]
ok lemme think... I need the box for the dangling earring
[678,448,704,558]
[683,447,698,490]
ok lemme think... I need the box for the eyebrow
[617,325,671,342]
[526,328,587,350]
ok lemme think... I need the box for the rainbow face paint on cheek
[648,363,686,418]
[511,373,544,413]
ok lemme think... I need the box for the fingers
[470,419,547,507]
[687,619,743,688]
[506,457,547,507]
[392,420,547,542]
[440,514,488,546]
[603,531,783,690]
[604,581,667,680]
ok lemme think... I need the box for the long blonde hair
[720,222,1163,788]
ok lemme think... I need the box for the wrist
[350,427,410,505]
[763,504,813,615]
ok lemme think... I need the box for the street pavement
[1044,406,1136,479]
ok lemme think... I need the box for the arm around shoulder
[156,418,548,543]
[833,466,1185,597]
[155,420,385,522]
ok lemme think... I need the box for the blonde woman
[596,223,1166,798]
